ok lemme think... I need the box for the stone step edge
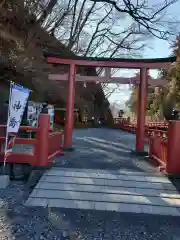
[34,186,180,197]
[43,173,171,184]
[50,167,162,176]
[25,198,180,216]
[27,195,180,208]
[38,180,176,191]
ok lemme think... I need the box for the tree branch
[90,0,179,39]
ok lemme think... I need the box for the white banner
[7,83,31,133]
[3,83,31,167]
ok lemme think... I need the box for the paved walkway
[26,129,180,216]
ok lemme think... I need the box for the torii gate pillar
[64,64,76,150]
[136,68,148,153]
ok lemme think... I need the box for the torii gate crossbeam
[48,73,167,87]
[44,52,175,153]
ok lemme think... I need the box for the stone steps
[35,182,180,198]
[25,167,180,216]
[50,167,163,176]
[40,176,175,190]
[29,189,180,207]
[45,168,170,183]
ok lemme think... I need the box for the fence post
[167,121,180,174]
[36,114,50,167]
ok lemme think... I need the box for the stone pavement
[26,129,180,216]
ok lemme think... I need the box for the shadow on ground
[56,128,180,194]
[0,184,180,240]
[1,128,180,239]
[55,128,155,173]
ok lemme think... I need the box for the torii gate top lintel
[43,51,176,69]
[43,52,175,151]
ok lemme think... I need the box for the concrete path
[26,129,180,216]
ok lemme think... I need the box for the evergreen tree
[127,37,180,120]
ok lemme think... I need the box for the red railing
[147,121,168,131]
[48,132,64,161]
[0,125,38,165]
[0,114,64,167]
[113,118,169,172]
[113,118,168,132]
[148,130,168,171]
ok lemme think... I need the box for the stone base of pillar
[131,149,148,156]
[62,147,75,152]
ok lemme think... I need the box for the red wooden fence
[113,118,170,173]
[0,114,64,167]
[148,130,168,171]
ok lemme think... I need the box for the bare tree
[23,0,179,99]
[109,100,119,117]
[89,0,179,40]
[38,0,148,57]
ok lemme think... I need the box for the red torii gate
[44,52,175,153]
[48,72,167,87]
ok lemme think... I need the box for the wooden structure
[113,118,180,174]
[49,73,167,86]
[44,52,175,152]
[0,114,64,167]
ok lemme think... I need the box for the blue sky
[107,39,172,105]
[107,0,180,107]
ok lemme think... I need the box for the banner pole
[3,82,13,173]
[3,82,31,170]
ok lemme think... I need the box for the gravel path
[1,128,180,239]
[1,182,180,240]
[55,128,152,172]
